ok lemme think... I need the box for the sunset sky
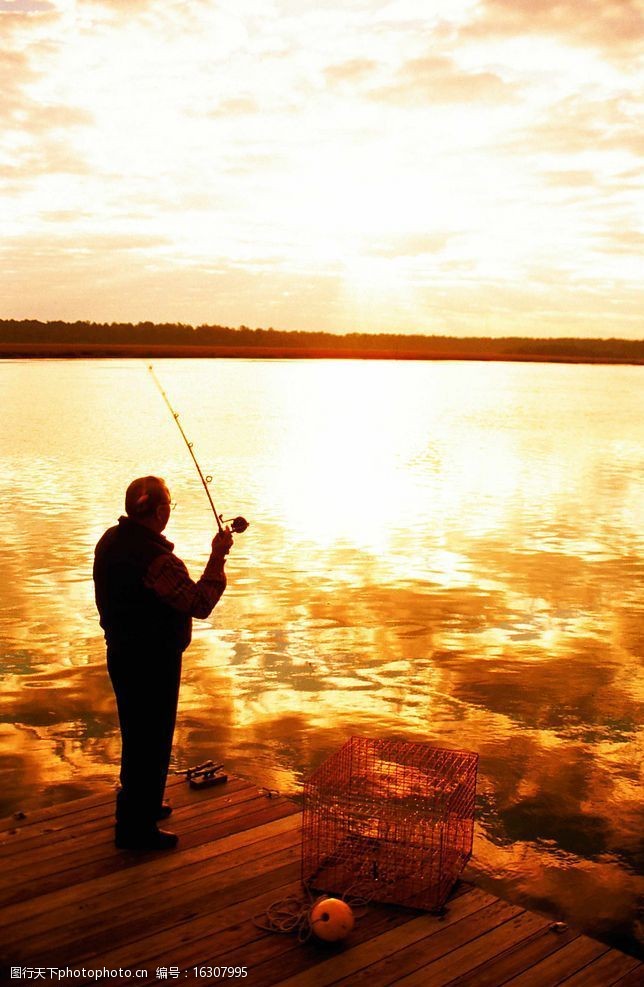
[1,0,643,337]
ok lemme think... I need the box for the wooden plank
[235,911,419,987]
[1,796,298,910]
[156,891,467,987]
[0,777,253,860]
[0,802,295,911]
[2,823,301,950]
[143,881,470,986]
[610,966,644,987]
[141,884,462,986]
[6,842,302,966]
[0,790,297,908]
[441,923,581,987]
[70,875,306,979]
[84,862,300,979]
[499,935,611,986]
[133,907,300,984]
[0,786,115,834]
[0,780,233,861]
[2,782,640,987]
[260,888,507,987]
[553,948,642,986]
[0,811,301,930]
[0,779,266,891]
[0,776,192,837]
[390,910,553,986]
[179,902,422,987]
[45,858,302,975]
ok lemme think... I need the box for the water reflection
[0,358,642,956]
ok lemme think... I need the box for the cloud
[610,166,644,192]
[515,94,644,158]
[209,96,260,117]
[0,48,37,119]
[0,140,92,179]
[223,152,286,176]
[76,0,156,11]
[542,170,598,187]
[0,24,92,141]
[370,54,517,105]
[0,1,57,38]
[595,228,644,255]
[0,0,55,12]
[81,233,174,251]
[11,102,93,132]
[324,58,379,85]
[369,233,453,257]
[0,232,175,313]
[0,25,94,189]
[0,238,347,329]
[463,0,644,58]
[2,231,171,255]
[41,209,89,223]
[0,0,641,336]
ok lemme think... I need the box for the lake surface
[1,358,642,956]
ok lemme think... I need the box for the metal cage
[301,737,478,911]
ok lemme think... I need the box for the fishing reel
[222,515,249,533]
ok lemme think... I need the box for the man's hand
[211,526,234,559]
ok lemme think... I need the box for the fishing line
[147,364,248,534]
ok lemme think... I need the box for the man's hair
[125,476,169,518]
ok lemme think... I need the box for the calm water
[1,358,642,956]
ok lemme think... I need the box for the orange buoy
[309,897,355,942]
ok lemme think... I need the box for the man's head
[125,476,172,531]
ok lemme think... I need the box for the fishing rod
[147,364,248,535]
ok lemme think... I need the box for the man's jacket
[94,516,225,653]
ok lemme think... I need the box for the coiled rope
[253,885,369,943]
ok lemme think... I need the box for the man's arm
[143,550,227,618]
[144,528,233,619]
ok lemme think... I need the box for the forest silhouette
[0,319,642,364]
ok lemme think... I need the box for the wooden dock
[1,776,641,987]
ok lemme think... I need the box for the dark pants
[107,645,182,833]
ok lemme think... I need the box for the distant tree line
[0,319,642,362]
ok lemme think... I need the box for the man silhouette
[93,475,233,850]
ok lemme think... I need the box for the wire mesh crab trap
[302,737,478,912]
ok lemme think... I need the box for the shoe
[157,802,173,820]
[115,826,179,851]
